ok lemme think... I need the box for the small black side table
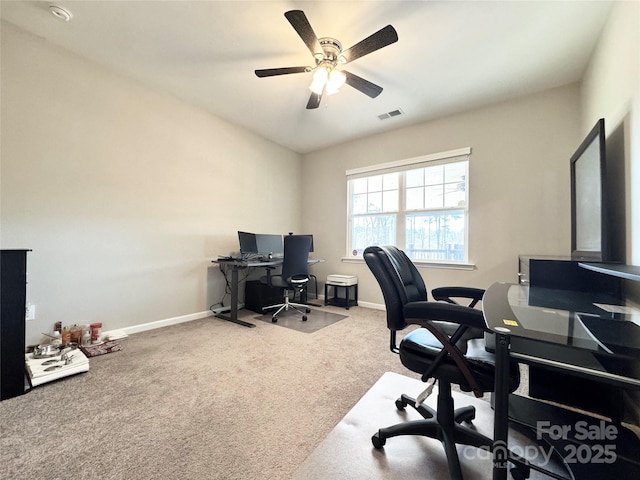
[324,283,358,310]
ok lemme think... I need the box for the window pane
[383,173,399,190]
[353,193,367,214]
[406,168,423,188]
[368,175,383,192]
[368,192,382,213]
[405,210,466,261]
[382,190,398,212]
[424,185,443,208]
[424,165,444,186]
[444,182,466,208]
[406,186,424,210]
[445,162,466,183]
[351,215,396,256]
[352,177,367,194]
[444,162,467,207]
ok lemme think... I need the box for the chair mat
[254,307,347,333]
[292,372,570,479]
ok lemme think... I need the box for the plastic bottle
[90,322,102,344]
[82,326,91,347]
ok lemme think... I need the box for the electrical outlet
[26,303,36,321]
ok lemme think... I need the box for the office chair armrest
[431,286,485,308]
[403,303,487,398]
[404,301,487,331]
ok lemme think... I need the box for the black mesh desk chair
[261,235,312,322]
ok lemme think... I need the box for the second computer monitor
[255,234,284,257]
[238,231,311,257]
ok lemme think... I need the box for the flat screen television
[570,118,607,261]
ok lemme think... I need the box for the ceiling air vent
[377,109,404,120]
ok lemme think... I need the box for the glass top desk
[483,282,640,480]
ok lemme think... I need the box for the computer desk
[212,257,323,328]
[483,282,640,480]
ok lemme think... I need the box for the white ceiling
[1,0,614,154]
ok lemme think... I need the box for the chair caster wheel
[395,397,407,410]
[305,307,311,313]
[302,315,307,321]
[371,432,386,449]
[272,317,278,323]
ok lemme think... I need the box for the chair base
[263,293,311,322]
[371,382,494,480]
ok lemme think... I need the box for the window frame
[345,148,474,269]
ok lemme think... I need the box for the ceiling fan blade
[285,10,323,58]
[255,67,308,78]
[306,92,322,109]
[344,71,383,98]
[340,25,398,64]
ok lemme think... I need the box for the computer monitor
[255,234,284,256]
[238,231,258,254]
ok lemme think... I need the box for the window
[347,148,470,263]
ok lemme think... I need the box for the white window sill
[341,257,476,271]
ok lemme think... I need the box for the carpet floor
[0,306,419,480]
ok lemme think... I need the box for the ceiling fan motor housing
[316,37,344,66]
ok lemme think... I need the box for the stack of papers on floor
[25,348,89,387]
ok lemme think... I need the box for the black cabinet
[1,250,29,401]
[244,280,282,314]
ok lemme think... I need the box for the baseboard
[101,301,385,339]
[102,310,214,338]
[315,295,384,311]
[353,300,384,310]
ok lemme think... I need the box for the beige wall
[302,85,582,307]
[581,0,640,265]
[1,23,302,345]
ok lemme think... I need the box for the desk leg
[215,266,256,328]
[493,332,511,480]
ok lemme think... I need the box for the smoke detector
[49,5,73,22]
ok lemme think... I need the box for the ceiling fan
[255,10,398,109]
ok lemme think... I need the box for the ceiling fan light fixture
[309,66,345,95]
[309,67,329,94]
[326,70,346,95]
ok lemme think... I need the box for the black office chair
[261,235,312,322]
[364,245,522,480]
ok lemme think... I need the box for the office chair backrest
[281,235,312,282]
[364,245,427,333]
